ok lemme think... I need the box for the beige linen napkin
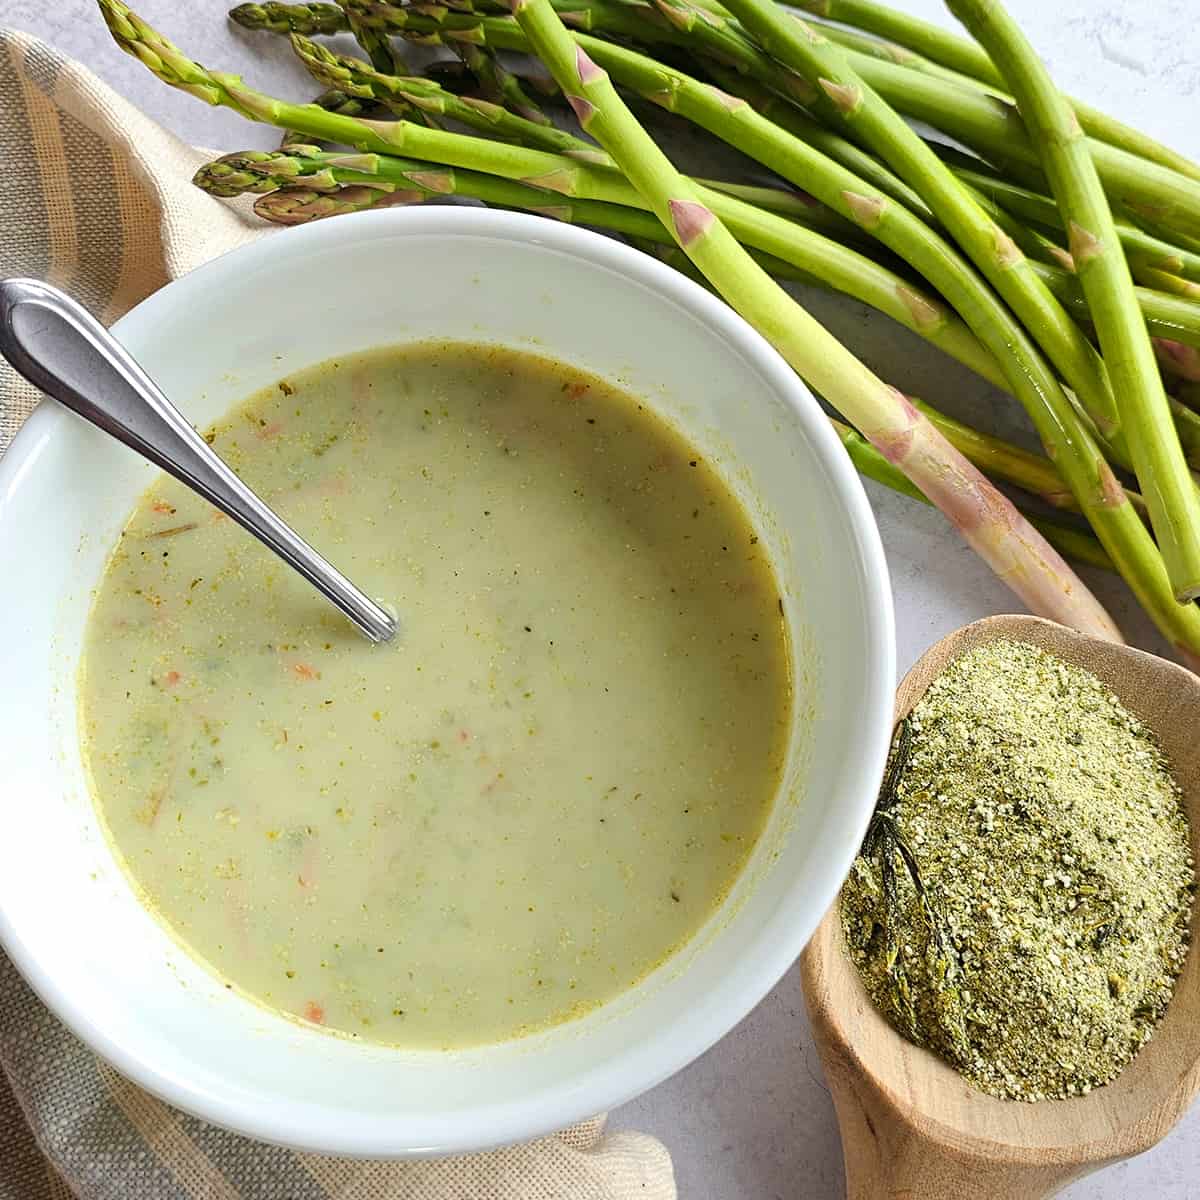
[0,28,675,1200]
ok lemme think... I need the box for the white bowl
[0,207,894,1156]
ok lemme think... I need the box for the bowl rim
[0,205,896,1155]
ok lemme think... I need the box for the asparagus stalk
[104,0,1200,656]
[716,0,1200,599]
[1134,268,1200,302]
[949,166,1200,284]
[828,50,1200,241]
[949,0,1200,600]
[786,0,1200,184]
[342,5,401,74]
[288,33,610,161]
[827,417,1113,572]
[1023,263,1200,356]
[955,177,1073,271]
[697,64,931,219]
[451,41,552,125]
[276,87,375,148]
[501,0,1119,638]
[229,2,345,34]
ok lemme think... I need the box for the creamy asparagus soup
[80,342,791,1048]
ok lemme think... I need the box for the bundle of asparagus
[96,0,1200,664]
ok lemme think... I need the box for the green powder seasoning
[841,639,1195,1101]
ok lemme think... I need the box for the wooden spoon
[801,614,1200,1200]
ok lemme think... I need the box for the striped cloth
[0,28,675,1200]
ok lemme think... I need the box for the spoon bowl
[802,614,1200,1200]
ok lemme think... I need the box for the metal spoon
[0,278,396,644]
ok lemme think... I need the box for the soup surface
[80,342,790,1048]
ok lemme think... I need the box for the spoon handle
[0,278,396,644]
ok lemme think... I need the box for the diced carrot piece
[293,663,319,681]
[162,670,182,688]
[303,1001,325,1024]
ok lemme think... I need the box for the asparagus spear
[715,0,1200,600]
[288,33,610,161]
[948,166,1200,284]
[690,180,879,249]
[698,64,931,218]
[229,2,345,34]
[949,0,1200,600]
[828,50,1200,241]
[342,6,401,74]
[786,0,1200,184]
[276,87,375,148]
[1135,269,1200,302]
[451,41,552,125]
[500,0,1119,638]
[827,418,1114,572]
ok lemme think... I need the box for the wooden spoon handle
[825,1064,1083,1200]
